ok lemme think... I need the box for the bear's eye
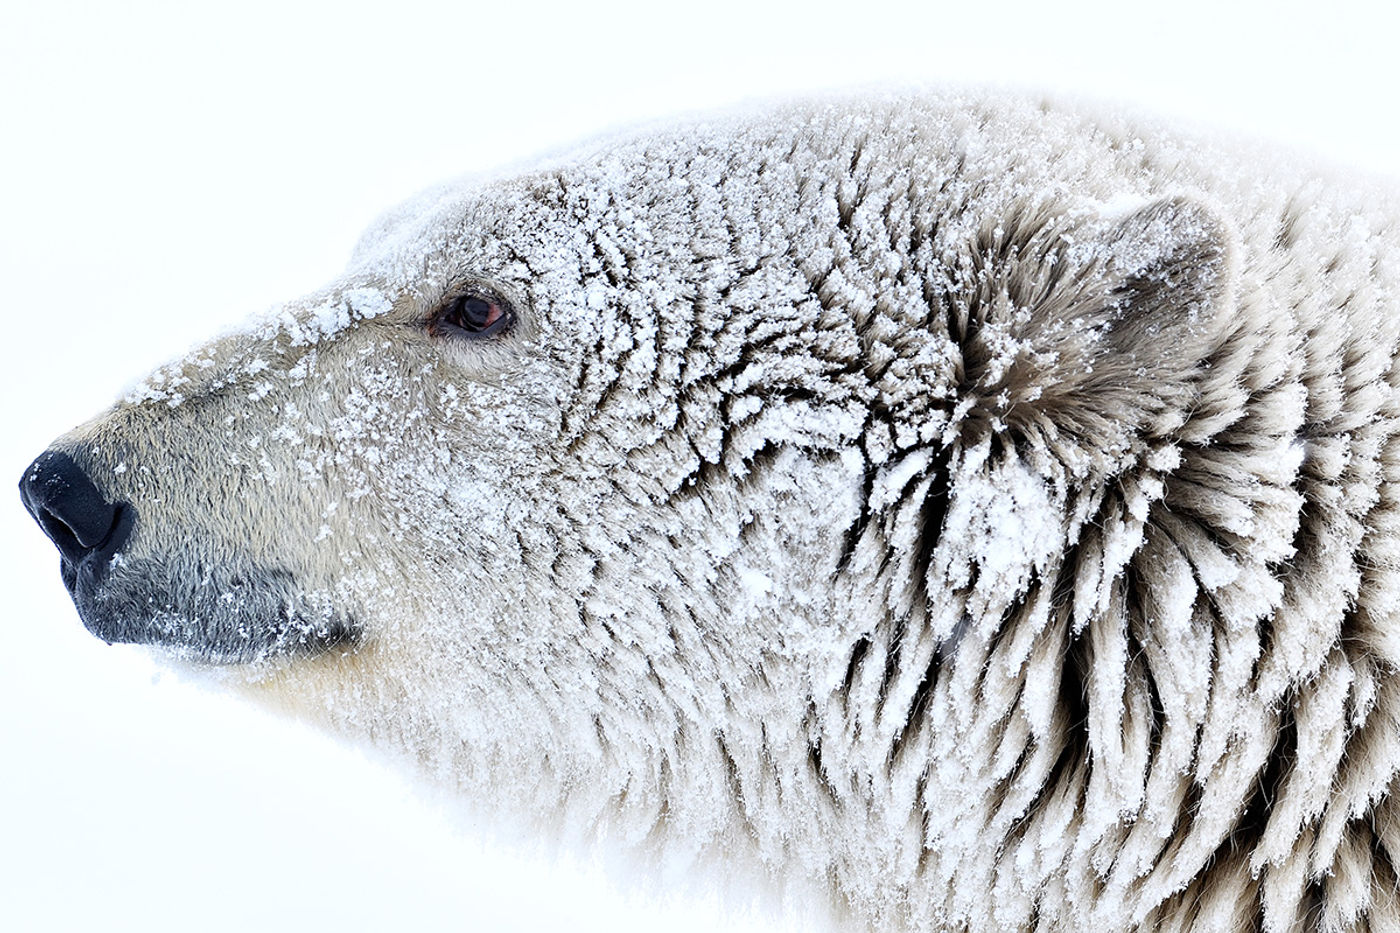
[429,293,514,339]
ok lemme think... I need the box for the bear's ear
[1098,195,1239,360]
[1031,195,1241,448]
[948,195,1239,454]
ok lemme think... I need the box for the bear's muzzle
[20,446,357,663]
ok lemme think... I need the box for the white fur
[51,90,1400,931]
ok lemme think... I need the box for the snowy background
[2,1,1397,930]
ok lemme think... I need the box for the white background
[2,1,1397,930]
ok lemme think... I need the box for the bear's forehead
[345,110,792,287]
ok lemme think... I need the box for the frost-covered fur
[45,91,1400,931]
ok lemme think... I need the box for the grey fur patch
[81,557,356,663]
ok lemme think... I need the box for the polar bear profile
[19,91,1400,931]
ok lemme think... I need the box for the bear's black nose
[20,450,132,569]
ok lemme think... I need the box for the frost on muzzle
[19,447,356,664]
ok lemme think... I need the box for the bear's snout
[20,449,135,602]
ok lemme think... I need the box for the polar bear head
[26,95,1317,929]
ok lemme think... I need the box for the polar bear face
[22,139,876,735]
[24,174,633,668]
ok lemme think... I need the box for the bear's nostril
[19,450,131,566]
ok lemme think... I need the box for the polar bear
[18,90,1400,931]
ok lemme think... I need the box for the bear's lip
[58,502,136,598]
[60,502,136,634]
[66,552,361,665]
